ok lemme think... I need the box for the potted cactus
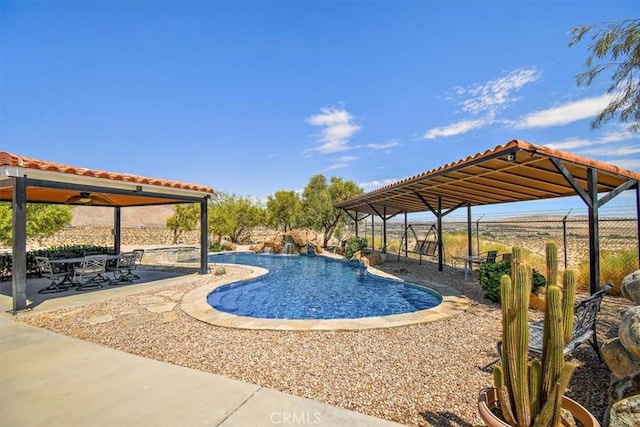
[477,243,600,426]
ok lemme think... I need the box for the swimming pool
[206,253,442,320]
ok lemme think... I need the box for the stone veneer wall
[33,227,201,248]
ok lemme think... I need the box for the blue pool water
[207,253,442,320]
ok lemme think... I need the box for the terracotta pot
[477,387,601,427]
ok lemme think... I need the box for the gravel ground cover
[15,256,630,426]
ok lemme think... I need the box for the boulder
[605,395,640,427]
[288,230,307,246]
[249,242,264,253]
[368,253,382,266]
[602,337,640,379]
[307,241,322,254]
[620,306,640,358]
[251,229,323,255]
[609,372,640,403]
[622,270,640,304]
[221,242,236,251]
[359,257,370,268]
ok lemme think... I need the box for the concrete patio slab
[0,316,405,427]
[0,267,406,427]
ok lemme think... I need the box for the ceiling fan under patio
[64,192,114,206]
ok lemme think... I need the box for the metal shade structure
[1,151,217,311]
[335,140,640,292]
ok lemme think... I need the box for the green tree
[300,175,363,248]
[166,203,200,244]
[0,203,73,246]
[208,193,264,244]
[569,19,640,132]
[266,190,301,231]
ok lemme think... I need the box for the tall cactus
[545,242,558,286]
[492,243,577,426]
[562,270,575,344]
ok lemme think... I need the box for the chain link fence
[355,206,638,292]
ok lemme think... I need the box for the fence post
[476,214,484,256]
[562,209,572,269]
[467,204,472,257]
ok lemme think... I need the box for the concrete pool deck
[0,253,469,426]
[0,268,407,427]
[0,317,406,427]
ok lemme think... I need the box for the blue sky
[1,1,639,219]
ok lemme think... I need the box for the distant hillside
[71,205,175,227]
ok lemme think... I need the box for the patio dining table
[49,254,120,287]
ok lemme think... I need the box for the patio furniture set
[35,249,144,293]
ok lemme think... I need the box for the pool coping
[181,254,470,331]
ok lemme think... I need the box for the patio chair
[471,250,498,268]
[122,249,144,280]
[496,283,612,364]
[72,255,108,291]
[107,252,137,285]
[36,256,71,294]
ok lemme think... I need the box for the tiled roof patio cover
[0,151,216,207]
[335,140,640,216]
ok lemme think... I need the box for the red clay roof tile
[0,151,216,195]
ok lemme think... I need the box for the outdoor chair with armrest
[122,249,144,280]
[107,252,137,285]
[499,253,512,262]
[471,250,498,267]
[81,251,112,283]
[497,283,613,364]
[73,255,108,291]
[36,256,72,294]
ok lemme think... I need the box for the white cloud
[544,137,594,151]
[366,139,401,150]
[543,127,636,151]
[423,119,486,139]
[601,158,640,171]
[336,155,358,162]
[583,145,640,157]
[359,178,399,191]
[459,67,541,115]
[423,67,540,139]
[598,130,632,143]
[325,155,359,171]
[305,107,361,153]
[515,94,614,129]
[325,162,349,171]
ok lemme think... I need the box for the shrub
[576,247,639,295]
[479,260,546,303]
[344,236,367,259]
[214,266,226,276]
[209,242,223,252]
